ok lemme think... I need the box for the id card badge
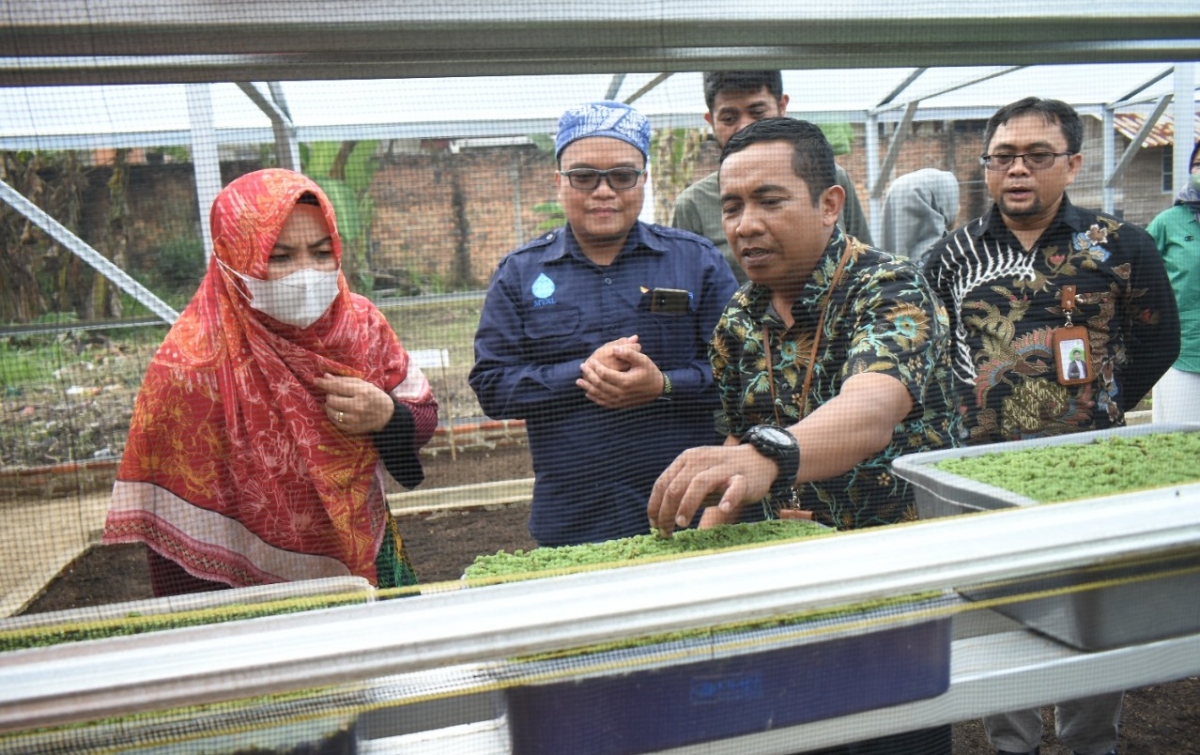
[1053,285,1091,386]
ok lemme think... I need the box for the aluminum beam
[0,178,179,325]
[0,2,1197,85]
[1106,93,1173,188]
[2,484,1199,732]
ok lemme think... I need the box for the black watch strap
[742,425,800,500]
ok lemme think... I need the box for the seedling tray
[469,522,950,755]
[892,423,1200,650]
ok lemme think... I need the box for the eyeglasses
[558,168,644,191]
[980,152,1073,171]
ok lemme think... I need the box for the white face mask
[235,266,341,329]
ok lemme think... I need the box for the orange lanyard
[761,241,856,426]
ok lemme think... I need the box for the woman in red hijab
[104,169,437,595]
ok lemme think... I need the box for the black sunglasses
[558,168,645,191]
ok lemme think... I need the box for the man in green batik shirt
[650,117,958,533]
[649,116,959,755]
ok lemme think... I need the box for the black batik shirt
[922,196,1180,445]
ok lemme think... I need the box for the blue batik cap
[554,100,651,162]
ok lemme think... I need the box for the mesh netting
[2,3,1199,754]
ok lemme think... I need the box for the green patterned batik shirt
[711,228,960,529]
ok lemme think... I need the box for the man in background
[471,100,738,547]
[922,96,1180,755]
[671,70,872,282]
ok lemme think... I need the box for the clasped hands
[576,335,665,409]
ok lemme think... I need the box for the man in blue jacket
[470,100,738,546]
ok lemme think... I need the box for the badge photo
[1052,326,1091,386]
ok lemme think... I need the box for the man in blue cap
[470,100,738,546]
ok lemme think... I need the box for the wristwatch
[741,424,800,501]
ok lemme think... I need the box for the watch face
[758,426,793,446]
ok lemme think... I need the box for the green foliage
[816,122,855,156]
[303,141,380,196]
[0,335,65,388]
[653,127,690,167]
[148,145,191,163]
[532,201,565,232]
[382,299,482,351]
[526,133,556,154]
[116,237,204,314]
[150,237,206,292]
[311,177,363,242]
[301,141,382,293]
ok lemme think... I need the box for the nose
[590,177,618,197]
[732,206,765,239]
[733,115,757,135]
[1005,156,1033,175]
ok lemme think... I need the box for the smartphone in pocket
[649,288,691,315]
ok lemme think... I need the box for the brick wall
[104,123,1173,292]
[369,146,559,288]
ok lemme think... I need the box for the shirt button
[604,278,612,284]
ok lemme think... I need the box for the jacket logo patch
[532,272,556,306]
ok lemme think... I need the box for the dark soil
[17,443,1200,754]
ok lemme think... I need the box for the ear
[821,184,845,226]
[777,94,790,117]
[1064,152,1083,187]
[703,111,714,127]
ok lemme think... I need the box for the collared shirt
[1147,203,1200,372]
[470,222,739,546]
[922,196,1180,444]
[712,228,959,530]
[670,166,873,283]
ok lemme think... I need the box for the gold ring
[337,411,345,423]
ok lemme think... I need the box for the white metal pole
[186,83,221,265]
[1174,62,1195,191]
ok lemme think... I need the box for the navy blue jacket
[470,222,739,546]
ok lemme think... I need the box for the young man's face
[719,140,843,297]
[984,113,1082,230]
[555,137,646,252]
[705,87,789,149]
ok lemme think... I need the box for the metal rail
[0,290,486,338]
[1,484,1198,733]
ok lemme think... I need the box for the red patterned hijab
[106,169,409,586]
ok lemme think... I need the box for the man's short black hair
[983,97,1084,156]
[702,71,784,113]
[719,118,835,206]
[1190,140,1200,170]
